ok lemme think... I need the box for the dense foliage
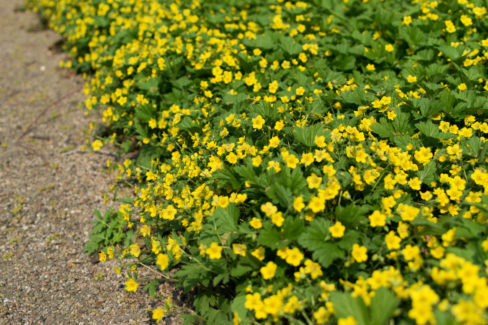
[26,0,488,323]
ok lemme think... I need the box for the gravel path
[0,1,166,323]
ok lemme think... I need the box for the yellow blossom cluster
[27,0,488,323]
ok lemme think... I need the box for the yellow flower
[415,147,433,165]
[315,135,326,148]
[285,247,304,266]
[269,136,280,148]
[313,306,330,324]
[420,191,433,201]
[402,244,420,261]
[260,261,277,280]
[397,203,419,221]
[369,210,386,227]
[460,14,472,27]
[352,244,368,263]
[304,259,323,279]
[452,300,484,324]
[263,295,283,316]
[385,44,394,52]
[293,196,305,212]
[308,196,325,213]
[99,251,107,262]
[268,80,279,94]
[338,316,357,325]
[206,242,222,259]
[430,246,444,259]
[271,212,284,227]
[226,152,238,164]
[152,307,165,323]
[408,177,422,191]
[385,231,401,250]
[252,156,262,167]
[306,173,322,189]
[296,86,305,96]
[458,83,467,91]
[402,16,412,26]
[274,121,284,131]
[363,169,379,185]
[91,139,103,151]
[261,202,277,216]
[283,296,300,314]
[156,253,169,270]
[407,75,417,83]
[249,217,263,229]
[125,278,138,292]
[252,115,265,129]
[445,20,456,33]
[283,153,300,169]
[366,64,375,71]
[301,153,315,166]
[482,238,488,252]
[233,244,247,257]
[130,243,141,257]
[251,247,266,261]
[245,292,262,311]
[329,221,346,238]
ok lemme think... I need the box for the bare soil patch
[0,1,174,323]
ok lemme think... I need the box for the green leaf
[370,288,400,325]
[283,217,305,243]
[144,279,160,297]
[280,36,302,56]
[298,219,331,251]
[94,16,109,27]
[243,34,274,50]
[456,219,483,239]
[330,292,370,325]
[133,118,148,138]
[400,27,426,48]
[213,168,241,189]
[434,309,459,325]
[136,146,162,169]
[466,136,481,156]
[181,314,199,325]
[117,196,134,204]
[371,118,395,138]
[335,205,371,228]
[258,224,283,249]
[298,219,345,267]
[312,243,345,268]
[337,230,361,250]
[336,55,356,71]
[207,307,231,325]
[230,264,253,277]
[231,295,249,324]
[233,164,258,184]
[211,205,239,234]
[83,241,99,254]
[294,124,323,147]
[175,264,207,291]
[136,78,159,92]
[265,182,293,208]
[213,273,229,286]
[177,116,196,130]
[439,45,461,60]
[417,161,437,184]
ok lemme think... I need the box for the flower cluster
[27,0,488,323]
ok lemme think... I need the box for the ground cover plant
[25,0,488,323]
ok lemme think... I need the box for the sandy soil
[0,1,176,323]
